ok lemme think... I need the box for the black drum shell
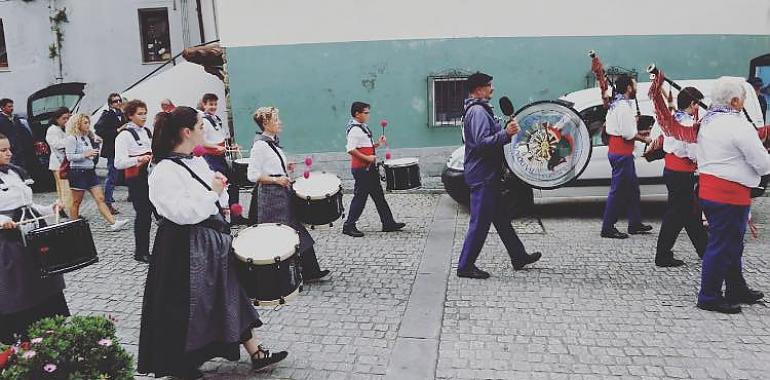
[235,252,302,303]
[384,164,421,191]
[25,218,99,278]
[293,190,344,226]
[231,160,255,188]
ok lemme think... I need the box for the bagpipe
[588,51,655,147]
[647,64,770,197]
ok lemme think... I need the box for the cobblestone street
[36,189,770,380]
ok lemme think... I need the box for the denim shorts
[68,169,100,190]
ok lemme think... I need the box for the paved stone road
[35,188,770,379]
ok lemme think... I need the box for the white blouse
[202,112,229,145]
[148,156,228,225]
[0,169,49,224]
[247,137,288,182]
[45,125,67,171]
[346,122,374,152]
[605,99,637,140]
[697,112,770,188]
[114,123,153,170]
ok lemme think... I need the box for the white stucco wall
[0,0,213,115]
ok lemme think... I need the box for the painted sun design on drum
[515,121,574,172]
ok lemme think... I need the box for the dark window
[579,105,608,147]
[138,8,172,63]
[0,19,8,69]
[429,76,468,127]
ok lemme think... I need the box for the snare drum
[25,218,99,278]
[231,158,254,188]
[233,223,302,306]
[382,157,421,191]
[292,172,344,226]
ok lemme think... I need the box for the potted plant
[0,315,134,379]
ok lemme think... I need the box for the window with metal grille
[138,8,172,63]
[429,76,468,127]
[0,19,8,69]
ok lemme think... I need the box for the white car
[441,78,765,209]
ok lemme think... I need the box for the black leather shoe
[342,226,364,237]
[134,255,150,264]
[726,289,765,304]
[457,266,490,279]
[697,300,742,314]
[628,224,653,234]
[601,228,628,239]
[513,251,542,270]
[382,222,406,232]
[251,345,288,372]
[655,258,685,268]
[304,270,331,283]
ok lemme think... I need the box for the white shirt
[346,123,373,153]
[605,99,637,140]
[0,169,48,224]
[114,123,152,170]
[248,136,288,182]
[45,125,67,171]
[663,111,698,161]
[202,112,229,145]
[697,112,770,188]
[149,156,228,225]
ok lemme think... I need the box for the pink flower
[31,337,43,344]
[97,338,113,347]
[22,350,36,359]
[43,363,57,373]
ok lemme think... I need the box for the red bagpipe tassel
[648,69,698,143]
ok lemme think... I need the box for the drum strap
[0,164,33,191]
[166,158,226,216]
[265,141,288,176]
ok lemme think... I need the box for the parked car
[442,77,766,210]
[24,82,86,192]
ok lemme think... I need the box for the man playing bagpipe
[648,72,708,267]
[695,77,770,314]
[600,75,654,239]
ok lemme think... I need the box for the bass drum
[503,100,592,190]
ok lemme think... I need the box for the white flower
[97,338,113,347]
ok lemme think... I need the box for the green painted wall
[226,35,770,154]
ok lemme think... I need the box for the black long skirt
[137,215,261,378]
[0,292,69,344]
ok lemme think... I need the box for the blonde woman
[45,107,73,215]
[64,113,128,231]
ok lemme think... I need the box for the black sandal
[251,344,288,371]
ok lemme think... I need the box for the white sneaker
[110,219,130,231]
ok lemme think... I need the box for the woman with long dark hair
[138,107,287,379]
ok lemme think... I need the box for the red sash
[664,153,697,173]
[608,136,634,156]
[699,173,750,206]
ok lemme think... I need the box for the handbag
[58,157,71,179]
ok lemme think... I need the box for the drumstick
[16,214,55,226]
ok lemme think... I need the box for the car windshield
[30,94,81,118]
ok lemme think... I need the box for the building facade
[0,0,219,113]
[218,0,770,166]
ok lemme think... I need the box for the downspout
[196,0,205,43]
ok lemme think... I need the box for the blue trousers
[458,182,527,271]
[203,155,239,206]
[344,167,395,228]
[602,153,642,232]
[698,199,750,304]
[127,172,154,257]
[104,157,118,205]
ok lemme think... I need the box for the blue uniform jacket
[462,98,511,187]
